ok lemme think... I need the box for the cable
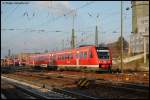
[33,1,95,27]
[4,4,20,21]
[1,28,67,33]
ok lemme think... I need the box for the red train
[27,45,112,71]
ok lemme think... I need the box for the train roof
[45,45,96,55]
[96,46,109,50]
[29,45,110,57]
[78,45,95,47]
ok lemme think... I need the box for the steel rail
[1,76,73,99]
[52,88,102,99]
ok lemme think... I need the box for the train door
[79,51,84,65]
[79,51,88,65]
[88,48,98,65]
[76,51,79,66]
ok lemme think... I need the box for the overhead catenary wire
[2,1,130,34]
[32,1,95,28]
[4,4,20,22]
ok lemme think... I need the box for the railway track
[1,76,101,99]
[5,69,149,93]
[96,78,149,92]
[89,79,149,99]
[52,88,101,99]
[2,67,149,99]
[1,76,73,99]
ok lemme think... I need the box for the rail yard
[1,66,149,99]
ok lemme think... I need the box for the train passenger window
[68,54,70,59]
[75,54,77,58]
[84,52,87,58]
[65,54,68,59]
[70,54,73,59]
[57,56,59,60]
[89,52,93,58]
[67,54,70,59]
[79,52,83,59]
[64,55,66,59]
[61,55,63,60]
[55,56,57,60]
[62,55,64,60]
[53,55,56,60]
[59,56,61,60]
[79,53,81,58]
[64,55,66,60]
[59,55,61,60]
[67,55,69,59]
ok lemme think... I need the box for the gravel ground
[1,79,36,99]
[64,84,149,99]
[1,70,149,99]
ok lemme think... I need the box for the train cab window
[84,52,87,58]
[96,49,110,59]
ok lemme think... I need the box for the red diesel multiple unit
[27,45,112,71]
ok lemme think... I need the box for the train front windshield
[96,50,110,59]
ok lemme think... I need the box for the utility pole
[95,14,99,47]
[8,49,11,57]
[71,15,75,48]
[62,39,64,50]
[95,25,98,47]
[128,35,131,56]
[88,13,99,47]
[144,36,146,64]
[143,34,148,64]
[120,1,123,73]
